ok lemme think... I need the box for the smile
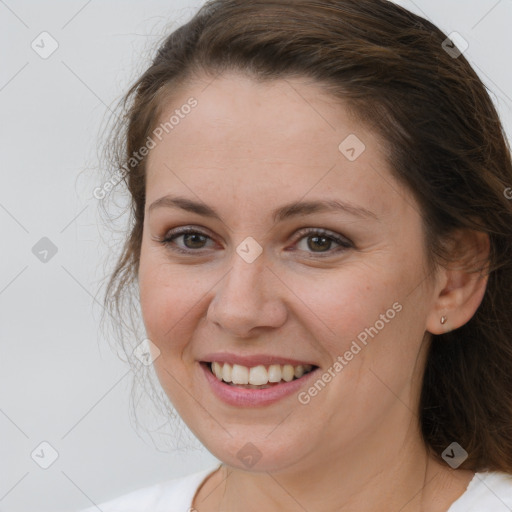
[199,360,320,407]
[209,361,316,388]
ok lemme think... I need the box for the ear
[426,229,490,335]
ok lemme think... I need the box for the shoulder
[448,471,512,511]
[76,463,221,512]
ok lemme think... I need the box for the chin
[199,432,309,474]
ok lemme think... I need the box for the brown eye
[305,234,333,252]
[180,232,208,249]
[160,228,215,254]
[294,228,353,256]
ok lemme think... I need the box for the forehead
[144,72,408,222]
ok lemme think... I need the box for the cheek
[288,263,400,350]
[289,254,428,387]
[139,254,191,349]
[138,251,216,359]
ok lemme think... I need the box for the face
[138,72,439,473]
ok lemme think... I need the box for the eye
[291,228,353,256]
[155,226,353,257]
[157,227,216,254]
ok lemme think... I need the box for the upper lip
[200,352,318,367]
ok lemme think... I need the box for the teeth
[231,364,249,385]
[249,365,268,385]
[210,362,314,386]
[268,364,282,383]
[222,362,232,383]
[282,364,295,382]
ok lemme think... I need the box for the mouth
[201,361,319,389]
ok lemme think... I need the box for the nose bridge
[207,247,287,335]
[221,231,268,295]
[221,249,268,306]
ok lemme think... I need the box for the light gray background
[1,1,511,511]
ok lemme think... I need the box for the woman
[82,0,512,510]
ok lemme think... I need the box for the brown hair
[100,0,512,471]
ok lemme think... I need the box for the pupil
[308,235,330,252]
[184,233,206,249]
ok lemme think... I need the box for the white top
[78,463,512,511]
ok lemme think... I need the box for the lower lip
[200,362,319,407]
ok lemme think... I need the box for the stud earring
[440,315,447,325]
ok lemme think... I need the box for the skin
[138,72,489,511]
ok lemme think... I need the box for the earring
[440,315,447,325]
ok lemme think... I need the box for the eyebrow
[148,195,378,222]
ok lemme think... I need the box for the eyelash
[156,226,353,257]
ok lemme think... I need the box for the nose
[206,252,288,338]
